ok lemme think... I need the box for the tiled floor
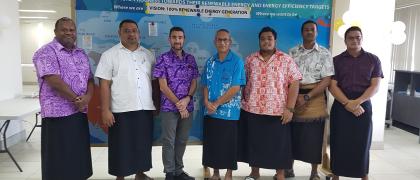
[1,116,420,180]
[1,86,420,179]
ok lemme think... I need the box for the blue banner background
[75,0,332,144]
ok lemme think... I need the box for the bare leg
[275,169,285,180]
[249,167,260,179]
[211,168,221,180]
[332,175,339,180]
[362,175,368,180]
[204,166,211,179]
[116,177,124,180]
[135,171,153,180]
[224,169,233,180]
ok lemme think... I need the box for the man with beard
[33,17,93,180]
[153,27,198,180]
[95,19,156,180]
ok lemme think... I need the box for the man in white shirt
[95,19,157,180]
[285,20,334,180]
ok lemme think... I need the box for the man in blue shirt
[201,29,246,180]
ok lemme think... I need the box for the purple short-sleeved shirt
[153,49,199,112]
[33,38,92,118]
[332,49,384,95]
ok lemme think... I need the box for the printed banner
[76,0,332,145]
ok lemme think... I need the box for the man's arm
[354,77,381,104]
[282,80,299,124]
[213,86,241,107]
[43,75,78,102]
[75,78,94,111]
[307,76,331,98]
[99,78,115,127]
[158,78,179,104]
[296,76,331,108]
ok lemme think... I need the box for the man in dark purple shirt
[329,26,383,180]
[153,27,199,180]
[33,17,93,180]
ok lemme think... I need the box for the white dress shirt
[95,43,156,112]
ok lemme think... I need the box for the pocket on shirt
[221,71,232,84]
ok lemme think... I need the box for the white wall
[0,0,25,147]
[332,0,395,149]
[20,21,55,83]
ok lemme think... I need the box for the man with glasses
[202,29,246,180]
[95,19,157,180]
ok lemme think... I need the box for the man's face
[259,31,276,51]
[118,22,139,46]
[345,30,363,50]
[54,21,76,48]
[302,23,317,42]
[214,31,231,54]
[169,30,185,51]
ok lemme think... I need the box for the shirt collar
[343,48,366,58]
[169,48,186,59]
[118,42,143,52]
[214,50,233,63]
[255,49,284,61]
[298,43,320,52]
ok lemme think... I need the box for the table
[0,97,40,172]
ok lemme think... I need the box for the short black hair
[259,26,277,40]
[119,19,138,30]
[54,17,75,30]
[301,20,318,33]
[169,26,185,37]
[214,29,230,39]
[344,26,363,40]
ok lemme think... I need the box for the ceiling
[396,0,420,8]
[16,0,420,23]
[18,0,71,23]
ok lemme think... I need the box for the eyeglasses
[216,38,230,44]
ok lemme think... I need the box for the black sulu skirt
[41,112,92,180]
[291,120,325,164]
[246,111,293,170]
[202,116,238,170]
[330,93,372,178]
[108,110,154,176]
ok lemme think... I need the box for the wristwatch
[303,94,310,101]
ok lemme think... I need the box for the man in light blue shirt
[201,29,246,180]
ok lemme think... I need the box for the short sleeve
[153,55,167,78]
[331,57,339,80]
[33,46,60,78]
[371,56,384,78]
[320,51,335,78]
[286,57,302,83]
[190,55,200,79]
[231,59,246,86]
[201,60,209,86]
[95,52,113,80]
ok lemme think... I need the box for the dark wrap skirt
[330,93,372,178]
[41,112,93,180]
[202,116,238,170]
[108,110,154,176]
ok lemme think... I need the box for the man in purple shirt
[329,26,383,180]
[33,17,93,180]
[153,27,199,180]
